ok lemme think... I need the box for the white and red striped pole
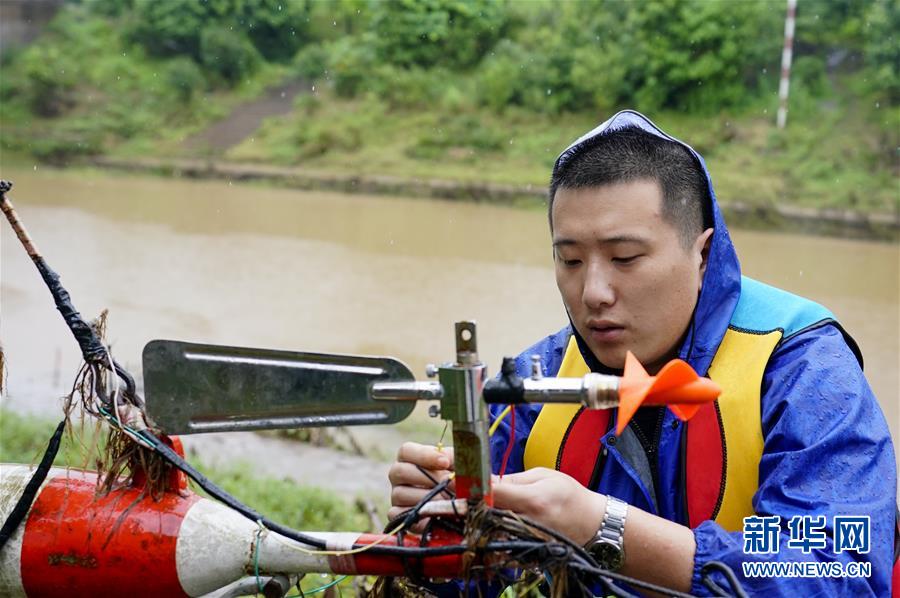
[777,0,798,129]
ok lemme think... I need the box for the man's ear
[695,228,714,286]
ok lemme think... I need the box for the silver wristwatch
[584,495,628,572]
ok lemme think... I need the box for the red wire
[498,405,515,479]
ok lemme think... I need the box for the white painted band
[0,464,70,598]
[177,498,255,596]
[177,500,356,595]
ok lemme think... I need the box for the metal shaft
[370,381,443,401]
[522,373,620,409]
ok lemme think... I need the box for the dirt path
[182,79,307,153]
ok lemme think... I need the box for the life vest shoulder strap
[688,327,780,530]
[522,336,610,486]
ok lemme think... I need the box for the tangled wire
[369,466,710,598]
[62,318,174,499]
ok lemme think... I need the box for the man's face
[551,180,712,374]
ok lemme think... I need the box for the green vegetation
[0,0,896,216]
[0,2,289,162]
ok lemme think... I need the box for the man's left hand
[491,467,606,546]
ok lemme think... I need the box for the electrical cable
[498,405,515,478]
[487,508,597,567]
[568,561,698,598]
[254,523,265,593]
[304,576,347,595]
[384,476,454,535]
[268,515,407,557]
[699,560,749,598]
[488,405,511,436]
[413,464,455,500]
[149,438,330,550]
[0,419,66,548]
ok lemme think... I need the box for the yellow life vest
[522,323,780,532]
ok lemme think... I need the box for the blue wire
[254,526,264,593]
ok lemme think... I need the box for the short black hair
[549,126,713,247]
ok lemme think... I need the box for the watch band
[596,495,628,548]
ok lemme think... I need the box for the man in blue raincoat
[389,110,897,595]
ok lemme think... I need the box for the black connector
[482,357,525,404]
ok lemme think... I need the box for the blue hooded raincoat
[488,110,897,596]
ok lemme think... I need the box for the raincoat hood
[553,109,742,377]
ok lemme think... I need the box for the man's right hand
[387,442,455,522]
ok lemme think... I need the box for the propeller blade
[666,403,702,421]
[614,352,721,435]
[623,351,649,379]
[645,377,722,405]
[646,359,696,392]
[616,351,652,435]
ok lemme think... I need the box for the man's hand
[492,467,606,545]
[495,467,696,593]
[387,442,455,522]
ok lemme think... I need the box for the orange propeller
[616,351,721,435]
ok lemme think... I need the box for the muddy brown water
[2,167,897,495]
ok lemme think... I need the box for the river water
[2,167,897,475]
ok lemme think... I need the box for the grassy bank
[221,88,898,215]
[0,409,366,594]
[0,1,896,222]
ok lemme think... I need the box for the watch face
[589,540,625,572]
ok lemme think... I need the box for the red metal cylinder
[20,468,198,597]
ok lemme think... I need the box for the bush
[84,0,135,18]
[476,40,525,113]
[475,37,592,115]
[438,81,474,112]
[407,114,505,161]
[619,0,782,112]
[29,125,103,164]
[327,36,377,98]
[238,0,310,62]
[199,27,261,87]
[127,0,210,60]
[370,0,508,69]
[294,44,330,81]
[864,0,900,103]
[791,56,828,97]
[126,0,309,65]
[368,65,445,109]
[293,120,363,159]
[293,93,322,116]
[477,0,784,115]
[18,45,78,117]
[166,57,206,103]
